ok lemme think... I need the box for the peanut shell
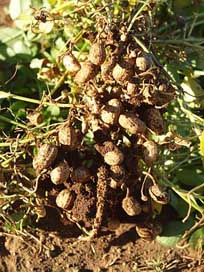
[33,144,58,173]
[104,150,124,166]
[136,53,152,72]
[112,64,133,85]
[119,113,146,134]
[74,61,98,84]
[50,160,70,185]
[143,140,158,166]
[56,189,75,209]
[89,41,106,66]
[58,126,78,149]
[101,98,122,125]
[122,196,142,216]
[63,53,81,75]
[144,108,165,135]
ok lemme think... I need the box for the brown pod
[135,53,152,72]
[104,150,124,166]
[143,140,158,166]
[0,166,4,184]
[110,165,125,189]
[144,108,165,135]
[74,61,98,84]
[122,195,142,216]
[112,64,133,85]
[110,165,125,181]
[119,113,146,134]
[95,141,124,166]
[33,144,58,173]
[58,125,78,149]
[149,184,169,205]
[71,166,91,183]
[101,98,122,125]
[56,189,75,209]
[119,56,135,70]
[152,92,175,106]
[63,53,81,75]
[89,41,106,66]
[27,111,43,126]
[127,82,139,96]
[136,222,162,241]
[50,160,70,185]
[101,55,116,81]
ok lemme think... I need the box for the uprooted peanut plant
[1,0,204,249]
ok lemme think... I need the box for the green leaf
[189,228,204,250]
[156,218,194,247]
[0,27,32,57]
[0,27,23,44]
[47,105,60,116]
[169,191,190,218]
[10,211,25,222]
[10,101,26,119]
[48,0,57,4]
[30,58,45,69]
[10,101,26,112]
[9,0,32,20]
[176,168,204,187]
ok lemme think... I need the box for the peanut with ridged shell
[89,41,106,66]
[33,144,58,173]
[56,189,75,210]
[50,160,70,185]
[58,126,79,149]
[101,98,122,125]
[119,113,146,134]
[74,61,98,84]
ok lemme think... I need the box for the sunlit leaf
[9,0,32,20]
[39,21,54,33]
[30,58,45,69]
[47,105,60,116]
[189,228,204,250]
[156,218,194,247]
[48,0,57,4]
[200,130,204,157]
[0,27,23,44]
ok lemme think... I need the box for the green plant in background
[1,0,204,250]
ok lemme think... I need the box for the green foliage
[189,228,204,251]
[156,218,194,247]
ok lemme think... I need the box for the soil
[1,222,204,272]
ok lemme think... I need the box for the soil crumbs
[1,222,204,272]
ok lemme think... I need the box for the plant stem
[0,128,56,149]
[0,91,73,108]
[127,0,151,32]
[50,71,69,96]
[0,116,27,129]
[153,40,204,50]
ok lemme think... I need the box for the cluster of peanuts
[33,22,175,240]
